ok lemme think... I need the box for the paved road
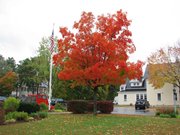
[112,106,155,116]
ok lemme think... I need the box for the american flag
[50,29,54,54]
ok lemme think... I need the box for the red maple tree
[0,71,17,96]
[54,10,143,114]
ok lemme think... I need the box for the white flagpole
[48,24,54,111]
[48,54,53,110]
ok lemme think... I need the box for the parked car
[51,98,66,106]
[135,99,150,110]
[0,96,7,102]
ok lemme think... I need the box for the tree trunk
[93,86,98,116]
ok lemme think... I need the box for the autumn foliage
[148,43,180,89]
[0,71,17,95]
[54,10,143,88]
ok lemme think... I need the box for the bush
[67,100,88,114]
[98,101,113,114]
[55,103,66,111]
[29,113,39,119]
[156,107,174,115]
[159,114,171,118]
[18,102,40,114]
[0,108,5,124]
[156,107,178,115]
[5,111,28,121]
[38,112,48,118]
[39,103,48,111]
[5,119,16,124]
[3,97,20,113]
[5,112,16,120]
[15,112,28,121]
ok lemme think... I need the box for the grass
[0,114,180,135]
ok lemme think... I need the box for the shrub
[87,101,94,112]
[15,112,28,121]
[5,119,16,124]
[5,112,16,120]
[5,111,28,121]
[169,113,177,118]
[39,103,48,111]
[3,97,20,113]
[0,108,5,124]
[55,103,66,111]
[67,100,88,114]
[159,114,171,118]
[155,112,160,116]
[156,107,178,115]
[98,101,113,114]
[29,113,39,119]
[18,102,40,114]
[38,112,48,118]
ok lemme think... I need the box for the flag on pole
[49,28,54,54]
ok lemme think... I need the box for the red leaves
[54,10,143,88]
[0,71,17,90]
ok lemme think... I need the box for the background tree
[54,10,143,114]
[0,55,17,96]
[0,71,17,96]
[148,41,180,91]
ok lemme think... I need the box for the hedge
[67,100,113,114]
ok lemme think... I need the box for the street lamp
[173,84,177,114]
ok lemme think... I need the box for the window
[144,94,147,100]
[121,87,124,91]
[157,93,161,101]
[137,82,139,85]
[124,95,127,101]
[140,94,143,99]
[136,94,139,100]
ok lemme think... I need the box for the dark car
[135,99,150,110]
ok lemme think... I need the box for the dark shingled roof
[123,67,148,92]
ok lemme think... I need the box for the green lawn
[0,114,180,135]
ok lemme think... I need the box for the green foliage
[18,102,40,114]
[159,114,171,118]
[15,112,28,121]
[54,103,66,111]
[29,112,39,119]
[5,111,28,121]
[38,111,48,118]
[4,118,16,124]
[3,97,20,113]
[39,103,48,111]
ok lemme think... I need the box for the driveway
[112,106,155,116]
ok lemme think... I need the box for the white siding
[116,91,146,105]
[146,81,180,106]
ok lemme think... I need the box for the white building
[115,68,180,106]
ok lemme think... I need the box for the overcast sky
[0,0,180,64]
